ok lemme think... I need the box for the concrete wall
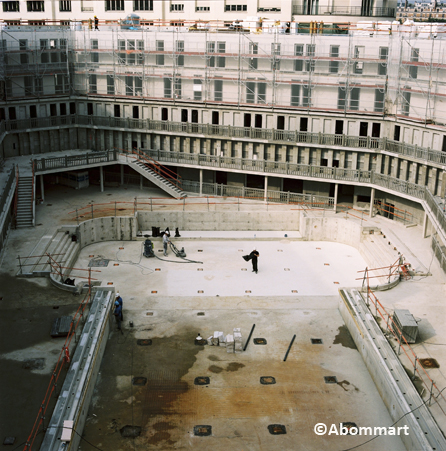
[137,211,301,232]
[78,216,137,247]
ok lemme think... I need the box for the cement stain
[333,325,358,350]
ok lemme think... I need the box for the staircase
[131,160,186,198]
[16,176,34,228]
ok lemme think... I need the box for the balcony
[292,6,396,17]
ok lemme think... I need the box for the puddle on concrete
[333,325,357,350]
[226,362,245,372]
[208,365,224,373]
[207,355,221,362]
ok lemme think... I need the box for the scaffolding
[1,24,446,123]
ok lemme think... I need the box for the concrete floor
[1,180,445,450]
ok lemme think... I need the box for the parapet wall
[137,210,301,232]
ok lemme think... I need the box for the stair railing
[13,166,19,228]
[31,160,35,226]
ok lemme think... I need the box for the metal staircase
[130,150,186,199]
[16,175,34,228]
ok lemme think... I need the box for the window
[126,76,134,96]
[59,1,71,11]
[30,105,37,118]
[3,1,19,12]
[249,42,258,70]
[207,41,215,67]
[174,77,181,98]
[305,44,315,72]
[60,103,67,116]
[271,43,280,71]
[338,86,346,110]
[114,105,120,117]
[401,89,411,115]
[246,81,255,103]
[374,89,385,112]
[55,74,69,94]
[329,46,339,74]
[302,86,311,107]
[225,4,247,11]
[91,40,99,63]
[350,87,360,111]
[35,78,43,95]
[133,106,139,119]
[176,40,184,66]
[70,102,76,114]
[137,40,144,65]
[214,80,223,101]
[394,125,401,142]
[194,79,202,101]
[135,77,142,95]
[378,47,388,76]
[164,78,172,98]
[354,46,364,74]
[171,3,184,11]
[19,40,28,64]
[156,41,164,66]
[291,84,300,106]
[106,0,124,11]
[217,42,226,68]
[89,74,97,94]
[247,82,266,104]
[300,117,308,132]
[409,48,419,79]
[294,44,303,71]
[258,83,266,103]
[161,108,168,121]
[40,40,49,64]
[25,76,33,95]
[196,6,210,11]
[127,40,135,65]
[134,0,153,10]
[27,1,44,12]
[107,75,114,95]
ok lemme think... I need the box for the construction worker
[162,230,171,256]
[94,16,99,30]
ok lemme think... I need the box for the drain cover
[197,312,205,316]
[260,376,276,385]
[311,338,323,344]
[137,339,152,346]
[88,259,109,267]
[120,425,141,438]
[268,424,286,435]
[419,358,439,369]
[324,376,338,384]
[340,422,358,435]
[132,377,147,386]
[3,437,15,445]
[253,338,267,345]
[22,358,45,370]
[194,377,210,385]
[194,425,212,436]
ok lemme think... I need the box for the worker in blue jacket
[114,298,123,330]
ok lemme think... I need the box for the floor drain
[245,290,251,293]
[241,268,247,271]
[151,290,157,294]
[114,263,119,266]
[3,437,15,445]
[324,263,330,266]
[197,312,205,316]
[53,306,59,309]
[88,259,109,267]
[291,290,298,293]
[419,358,439,369]
[284,268,290,271]
[146,312,153,316]
[324,376,338,384]
[137,339,152,346]
[194,377,210,385]
[194,425,212,436]
[119,247,124,250]
[198,290,204,293]
[107,282,113,285]
[155,268,161,271]
[254,338,267,345]
[333,282,340,284]
[120,425,141,438]
[195,338,207,345]
[132,377,147,386]
[260,376,276,385]
[268,424,286,435]
[311,338,323,344]
[316,247,321,250]
[277,249,283,252]
[197,268,203,271]
[340,422,358,435]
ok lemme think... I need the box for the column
[422,212,429,238]
[140,175,143,190]
[264,176,268,201]
[100,166,104,192]
[40,175,45,202]
[120,165,124,186]
[369,188,375,218]
[333,183,338,212]
[199,169,203,197]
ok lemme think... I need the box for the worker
[114,298,123,330]
[162,230,171,256]
[94,16,99,30]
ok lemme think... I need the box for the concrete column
[409,162,417,184]
[264,176,268,201]
[100,166,104,192]
[333,183,338,212]
[430,168,437,194]
[327,149,334,167]
[339,151,346,168]
[351,152,358,170]
[199,169,203,197]
[120,165,124,186]
[369,188,375,218]
[383,155,390,175]
[441,171,446,198]
[375,154,383,173]
[140,175,143,190]
[400,160,408,181]
[422,212,429,238]
[40,175,45,202]
[363,153,370,171]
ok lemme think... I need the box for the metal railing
[0,166,17,255]
[292,6,396,16]
[2,115,446,170]
[33,150,118,172]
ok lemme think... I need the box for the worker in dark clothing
[114,299,123,330]
[249,250,259,273]
[94,16,99,30]
[243,250,260,273]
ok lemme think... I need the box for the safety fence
[363,283,446,416]
[374,199,415,225]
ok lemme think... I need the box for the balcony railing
[292,6,396,16]
[2,114,446,170]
